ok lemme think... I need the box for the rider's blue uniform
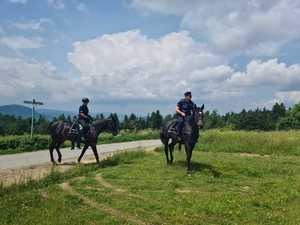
[176,98,195,136]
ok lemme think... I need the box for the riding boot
[176,117,184,141]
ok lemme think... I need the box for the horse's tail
[160,125,167,144]
[178,143,182,151]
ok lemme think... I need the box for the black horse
[48,117,118,165]
[160,104,204,172]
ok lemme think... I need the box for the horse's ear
[200,104,204,111]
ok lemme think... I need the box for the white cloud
[0,26,5,34]
[77,3,88,12]
[9,0,28,4]
[0,36,44,50]
[68,30,226,101]
[274,91,300,104]
[227,59,300,89]
[48,0,64,10]
[130,0,300,57]
[0,56,77,104]
[13,18,53,31]
[67,30,300,109]
[1,29,299,112]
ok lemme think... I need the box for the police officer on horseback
[78,97,93,140]
[175,91,196,139]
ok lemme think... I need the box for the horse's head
[193,104,204,129]
[107,116,119,136]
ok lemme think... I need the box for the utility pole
[23,99,44,138]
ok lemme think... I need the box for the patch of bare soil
[175,187,212,194]
[238,153,270,157]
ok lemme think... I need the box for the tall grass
[198,129,300,156]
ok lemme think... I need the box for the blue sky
[0,0,300,115]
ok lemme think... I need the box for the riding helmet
[82,97,90,103]
[184,91,192,97]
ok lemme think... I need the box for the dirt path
[0,140,161,186]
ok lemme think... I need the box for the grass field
[1,130,300,224]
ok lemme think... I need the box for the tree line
[1,102,300,135]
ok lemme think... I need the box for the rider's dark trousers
[176,116,185,136]
[78,119,90,136]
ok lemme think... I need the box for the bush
[277,117,300,130]
[0,135,51,154]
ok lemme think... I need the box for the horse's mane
[92,118,112,126]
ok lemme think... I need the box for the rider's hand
[181,112,186,117]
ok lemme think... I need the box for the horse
[160,104,204,172]
[48,117,119,165]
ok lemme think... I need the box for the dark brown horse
[160,105,204,172]
[48,117,118,165]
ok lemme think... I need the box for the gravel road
[0,139,161,170]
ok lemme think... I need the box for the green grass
[198,129,300,156]
[1,146,300,225]
[0,129,159,155]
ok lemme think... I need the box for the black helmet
[82,97,89,103]
[184,91,192,97]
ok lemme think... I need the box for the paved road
[0,140,161,170]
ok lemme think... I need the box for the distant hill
[37,108,76,120]
[0,104,35,118]
[0,104,125,120]
[0,104,76,119]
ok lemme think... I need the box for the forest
[0,102,298,136]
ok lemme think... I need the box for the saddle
[167,120,177,134]
[68,119,81,136]
[166,120,182,141]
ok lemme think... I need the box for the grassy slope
[198,129,300,156]
[1,147,300,225]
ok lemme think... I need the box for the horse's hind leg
[78,143,89,163]
[168,141,176,164]
[164,140,170,165]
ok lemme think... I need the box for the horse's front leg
[184,142,194,173]
[55,143,62,163]
[49,140,56,164]
[164,141,170,165]
[78,143,89,163]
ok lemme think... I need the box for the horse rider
[175,91,196,139]
[78,97,93,140]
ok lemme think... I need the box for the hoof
[187,169,192,175]
[52,161,57,165]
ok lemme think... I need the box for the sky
[0,0,300,115]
